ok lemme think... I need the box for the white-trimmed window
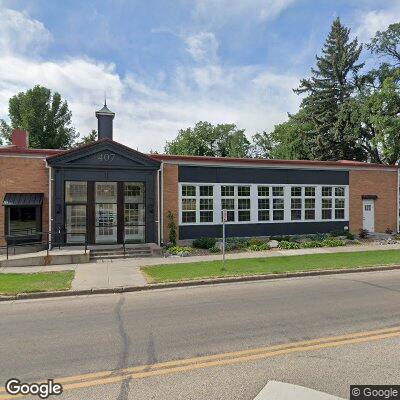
[321,186,346,220]
[221,185,235,221]
[199,185,213,222]
[258,186,270,221]
[304,186,316,220]
[291,186,302,221]
[181,185,196,223]
[272,186,284,221]
[334,186,345,220]
[237,185,251,221]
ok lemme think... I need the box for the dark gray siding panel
[179,166,349,185]
[179,221,349,240]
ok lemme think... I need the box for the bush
[167,246,192,255]
[300,240,324,248]
[304,233,329,241]
[278,241,301,249]
[192,237,217,249]
[359,229,369,239]
[385,228,394,235]
[248,237,266,246]
[209,246,220,253]
[167,211,177,246]
[248,243,270,251]
[345,232,355,240]
[226,237,249,250]
[321,238,345,247]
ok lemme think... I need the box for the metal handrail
[1,230,88,260]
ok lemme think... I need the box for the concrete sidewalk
[1,243,400,292]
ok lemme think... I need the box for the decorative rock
[268,240,279,248]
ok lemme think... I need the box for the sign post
[222,209,227,269]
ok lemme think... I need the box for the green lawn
[142,250,400,283]
[0,271,75,295]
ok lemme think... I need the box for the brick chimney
[12,129,29,148]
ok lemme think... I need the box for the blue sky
[0,0,398,151]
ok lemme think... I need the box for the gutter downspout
[45,160,52,250]
[160,161,164,245]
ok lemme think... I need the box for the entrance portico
[47,139,160,245]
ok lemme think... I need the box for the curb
[1,264,400,302]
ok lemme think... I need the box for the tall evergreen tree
[295,18,364,160]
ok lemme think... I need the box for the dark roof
[0,145,64,156]
[149,154,398,169]
[3,193,44,206]
[95,104,115,116]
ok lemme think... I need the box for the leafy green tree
[253,110,316,160]
[0,85,78,149]
[368,22,400,65]
[165,121,251,157]
[294,18,364,160]
[74,130,97,147]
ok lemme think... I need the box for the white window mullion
[215,184,222,224]
[250,184,258,223]
[315,186,322,221]
[283,185,291,222]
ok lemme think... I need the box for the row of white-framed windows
[180,183,348,224]
[321,186,345,220]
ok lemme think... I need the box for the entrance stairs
[89,243,162,261]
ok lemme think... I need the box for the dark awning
[361,194,378,200]
[3,193,44,206]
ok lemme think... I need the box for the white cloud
[0,8,52,54]
[193,0,296,26]
[185,32,219,62]
[355,4,400,42]
[0,6,300,152]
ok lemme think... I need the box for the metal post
[222,209,227,270]
[6,242,9,260]
[84,234,87,255]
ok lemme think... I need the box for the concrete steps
[89,245,154,260]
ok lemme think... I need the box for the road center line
[1,325,399,399]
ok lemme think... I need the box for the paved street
[0,269,400,399]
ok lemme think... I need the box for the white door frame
[362,198,375,232]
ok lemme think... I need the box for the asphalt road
[1,269,400,399]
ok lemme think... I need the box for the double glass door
[65,180,146,244]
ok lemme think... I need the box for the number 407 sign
[97,152,115,162]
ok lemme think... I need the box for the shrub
[359,229,369,239]
[305,233,329,241]
[329,230,346,237]
[278,241,301,250]
[226,237,249,250]
[385,228,394,235]
[192,237,217,249]
[248,243,270,251]
[167,246,192,255]
[300,240,324,248]
[248,237,266,246]
[209,246,220,253]
[345,232,355,240]
[167,211,177,246]
[321,238,345,247]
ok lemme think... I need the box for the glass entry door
[124,182,145,243]
[95,182,117,243]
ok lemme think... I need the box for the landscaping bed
[0,271,75,295]
[163,230,365,257]
[142,249,400,283]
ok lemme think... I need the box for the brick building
[1,105,399,247]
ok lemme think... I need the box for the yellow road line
[1,326,399,399]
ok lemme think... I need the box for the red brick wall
[162,163,179,243]
[349,169,397,233]
[0,156,49,246]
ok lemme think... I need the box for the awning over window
[361,194,378,200]
[3,193,44,206]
